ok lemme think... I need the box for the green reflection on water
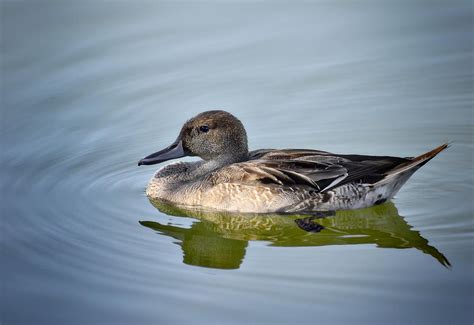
[140,200,450,270]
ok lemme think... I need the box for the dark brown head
[138,110,248,166]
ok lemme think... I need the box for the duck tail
[412,142,449,164]
[399,143,449,170]
[375,143,449,186]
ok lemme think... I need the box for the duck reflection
[140,200,450,269]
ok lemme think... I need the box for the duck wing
[228,149,412,192]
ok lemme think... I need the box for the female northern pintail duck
[138,110,447,213]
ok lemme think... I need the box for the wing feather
[211,149,412,192]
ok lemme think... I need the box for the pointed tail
[407,143,449,166]
[376,143,449,185]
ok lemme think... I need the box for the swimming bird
[138,110,448,213]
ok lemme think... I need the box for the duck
[138,110,448,213]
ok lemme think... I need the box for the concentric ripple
[1,2,473,325]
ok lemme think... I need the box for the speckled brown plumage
[139,110,448,213]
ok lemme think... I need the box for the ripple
[2,1,473,324]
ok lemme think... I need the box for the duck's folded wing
[217,149,413,192]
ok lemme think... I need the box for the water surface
[1,2,473,324]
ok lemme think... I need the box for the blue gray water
[1,1,473,324]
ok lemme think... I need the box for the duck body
[139,111,447,213]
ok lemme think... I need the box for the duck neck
[187,152,248,180]
[215,152,249,166]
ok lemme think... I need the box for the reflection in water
[140,200,450,270]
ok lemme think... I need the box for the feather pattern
[141,109,448,212]
[216,148,412,193]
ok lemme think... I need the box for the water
[1,1,473,324]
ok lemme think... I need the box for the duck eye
[199,125,210,133]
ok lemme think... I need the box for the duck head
[138,110,249,166]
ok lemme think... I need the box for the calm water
[1,1,473,324]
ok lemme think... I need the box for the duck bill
[138,140,186,166]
